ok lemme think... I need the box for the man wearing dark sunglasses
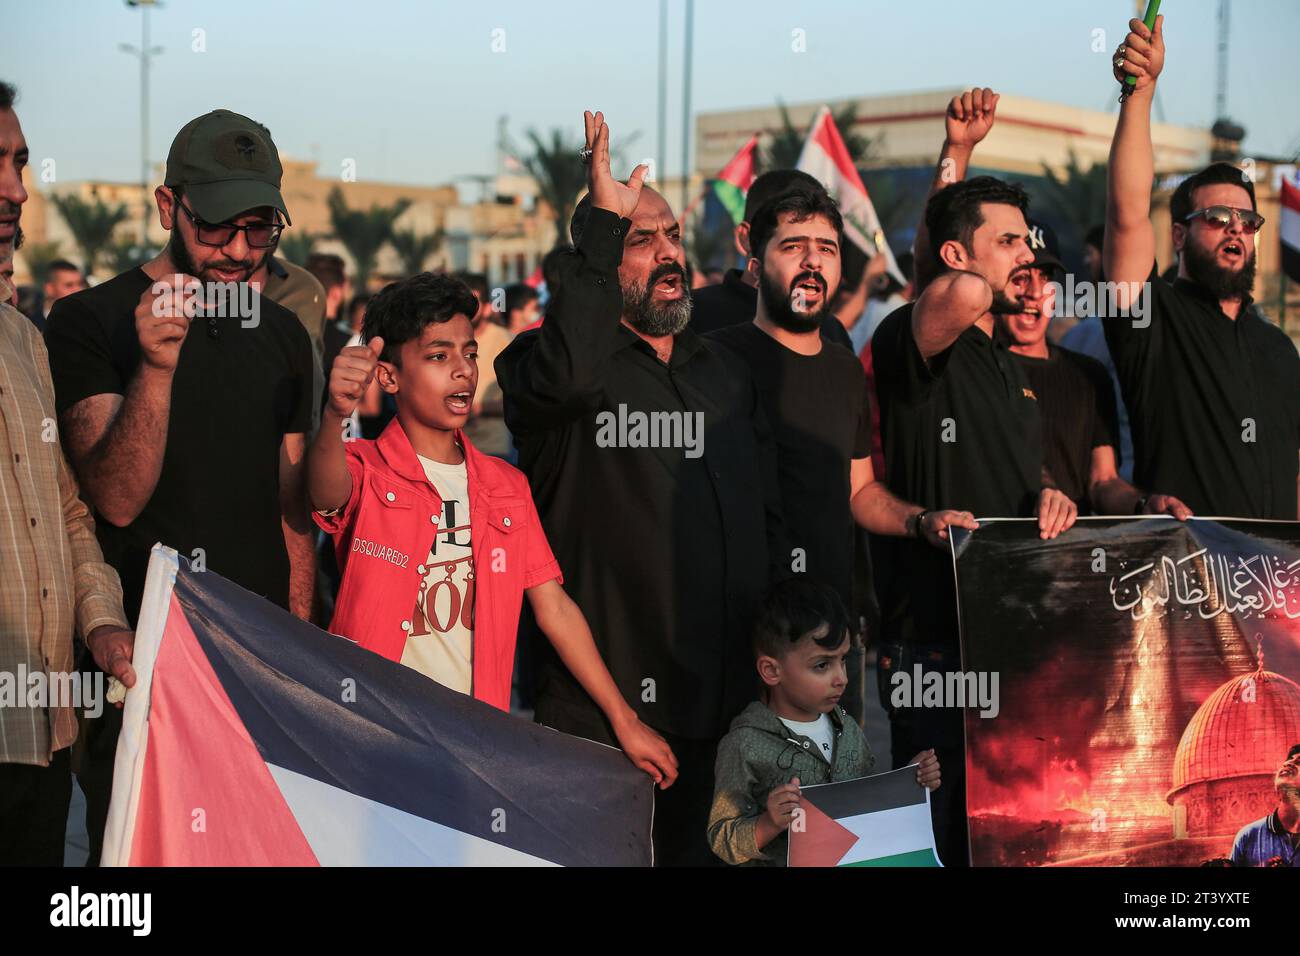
[1103,12,1300,522]
[43,109,317,863]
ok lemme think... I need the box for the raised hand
[945,88,999,150]
[583,110,649,220]
[1113,15,1165,94]
[327,336,384,420]
[137,274,198,373]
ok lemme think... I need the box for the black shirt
[871,303,1042,648]
[707,321,871,612]
[690,268,856,351]
[44,268,314,623]
[496,208,785,742]
[1012,345,1119,511]
[1104,269,1300,519]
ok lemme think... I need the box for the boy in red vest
[307,272,676,787]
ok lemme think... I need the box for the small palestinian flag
[712,135,758,225]
[788,766,942,867]
[1281,175,1300,284]
[102,545,653,866]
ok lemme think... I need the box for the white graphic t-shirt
[780,713,835,763]
[400,454,475,694]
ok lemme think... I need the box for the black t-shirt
[871,303,1042,649]
[690,268,855,351]
[44,268,314,623]
[1104,269,1300,519]
[707,321,871,610]
[1012,345,1119,511]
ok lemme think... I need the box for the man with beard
[1105,13,1299,519]
[708,188,977,727]
[43,109,315,863]
[999,220,1191,519]
[497,111,783,866]
[1231,745,1300,867]
[690,168,854,351]
[870,174,1078,865]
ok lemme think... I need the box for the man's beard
[167,229,261,286]
[1183,238,1256,301]
[987,271,1028,315]
[622,262,692,337]
[757,267,829,333]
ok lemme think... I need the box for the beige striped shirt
[0,303,127,767]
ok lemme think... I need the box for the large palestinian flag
[788,766,942,867]
[102,545,654,866]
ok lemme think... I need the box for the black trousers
[0,747,72,866]
[879,646,969,867]
[535,691,722,867]
[73,701,121,867]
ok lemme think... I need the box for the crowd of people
[1,13,1297,868]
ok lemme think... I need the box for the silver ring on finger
[578,147,593,165]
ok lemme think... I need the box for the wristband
[1134,496,1149,515]
[912,510,930,539]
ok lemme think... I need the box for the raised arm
[913,88,999,294]
[496,111,649,431]
[57,277,193,527]
[1104,15,1165,297]
[911,270,992,361]
[308,337,384,512]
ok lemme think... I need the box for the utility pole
[120,0,163,247]
[657,0,667,187]
[680,0,694,221]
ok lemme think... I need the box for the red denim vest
[315,419,561,710]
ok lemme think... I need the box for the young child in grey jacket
[708,579,941,865]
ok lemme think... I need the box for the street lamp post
[120,0,163,248]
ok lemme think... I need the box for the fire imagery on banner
[951,518,1300,867]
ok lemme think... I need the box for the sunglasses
[173,193,284,248]
[1182,205,1265,234]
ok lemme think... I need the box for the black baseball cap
[164,109,291,225]
[1025,220,1064,274]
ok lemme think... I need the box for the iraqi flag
[102,545,654,866]
[796,106,905,285]
[712,135,759,226]
[788,766,942,867]
[1282,175,1300,283]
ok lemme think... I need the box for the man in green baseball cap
[164,108,291,228]
[43,107,318,865]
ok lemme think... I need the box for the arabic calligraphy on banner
[1108,548,1300,621]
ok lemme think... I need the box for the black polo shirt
[496,208,785,742]
[1104,269,1300,519]
[689,267,855,351]
[1012,345,1119,511]
[706,321,871,613]
[44,268,314,624]
[871,303,1042,649]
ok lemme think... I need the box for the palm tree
[49,194,129,276]
[1034,150,1110,255]
[104,236,158,275]
[326,187,411,289]
[17,240,65,286]
[761,100,879,172]
[277,230,317,266]
[520,126,589,246]
[390,226,444,276]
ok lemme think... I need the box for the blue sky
[8,0,1299,189]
